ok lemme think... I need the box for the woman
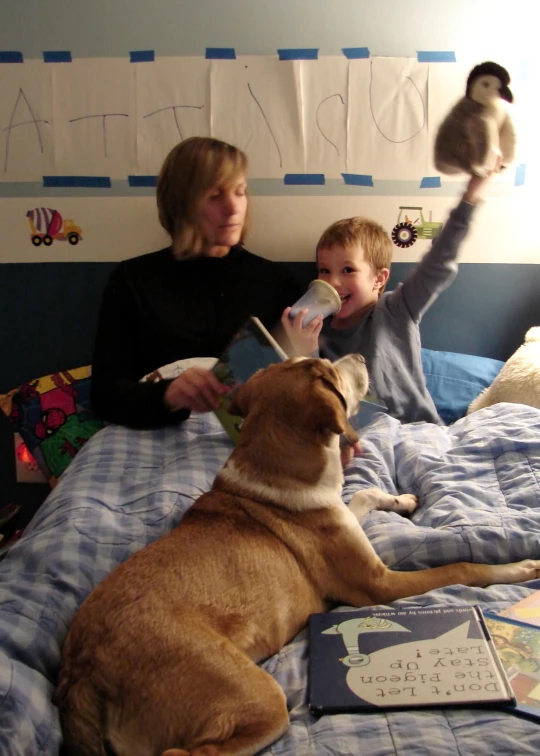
[91,137,301,429]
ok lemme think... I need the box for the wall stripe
[0,178,519,199]
[3,193,536,264]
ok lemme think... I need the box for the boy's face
[317,243,386,328]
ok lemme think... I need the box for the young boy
[282,172,495,425]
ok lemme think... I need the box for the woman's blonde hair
[316,217,393,294]
[156,137,250,259]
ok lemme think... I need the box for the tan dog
[56,355,540,756]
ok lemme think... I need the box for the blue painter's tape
[43,51,72,63]
[341,173,373,187]
[277,48,318,61]
[515,164,526,186]
[420,176,441,188]
[128,175,157,187]
[0,51,23,63]
[205,47,236,59]
[417,51,456,63]
[43,176,112,188]
[342,47,370,59]
[284,174,325,185]
[130,50,155,63]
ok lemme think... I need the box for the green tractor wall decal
[391,206,443,248]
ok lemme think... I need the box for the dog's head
[228,354,369,446]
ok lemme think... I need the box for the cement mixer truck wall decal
[26,208,83,247]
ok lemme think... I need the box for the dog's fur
[468,327,540,414]
[55,355,540,756]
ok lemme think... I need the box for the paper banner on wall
[0,61,55,181]
[347,57,429,180]
[136,57,211,176]
[300,56,348,177]
[52,58,137,178]
[210,56,304,178]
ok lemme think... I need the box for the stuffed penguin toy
[434,61,516,177]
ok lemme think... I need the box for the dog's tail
[55,675,108,756]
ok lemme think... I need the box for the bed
[2,395,540,755]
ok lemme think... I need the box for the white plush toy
[434,61,517,177]
[467,327,540,414]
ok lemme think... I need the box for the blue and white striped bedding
[2,403,540,755]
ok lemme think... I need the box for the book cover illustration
[351,394,388,429]
[499,590,540,628]
[484,613,540,721]
[308,605,514,714]
[212,316,288,443]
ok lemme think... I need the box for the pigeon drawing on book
[308,605,515,715]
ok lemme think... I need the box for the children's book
[499,590,540,628]
[308,605,515,715]
[212,316,288,443]
[484,612,540,722]
[212,316,389,443]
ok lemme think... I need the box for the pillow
[0,365,104,487]
[421,348,505,425]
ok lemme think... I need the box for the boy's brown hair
[316,217,393,294]
[157,137,250,260]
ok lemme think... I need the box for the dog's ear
[312,374,359,445]
[227,381,252,419]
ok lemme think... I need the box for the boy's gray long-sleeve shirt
[320,200,476,424]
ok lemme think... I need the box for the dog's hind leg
[148,639,289,756]
[348,488,418,522]
[183,667,288,756]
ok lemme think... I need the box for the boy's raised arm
[392,171,495,322]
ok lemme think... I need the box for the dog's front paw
[392,494,418,516]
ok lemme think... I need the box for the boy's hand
[463,154,503,204]
[164,367,230,413]
[281,307,323,357]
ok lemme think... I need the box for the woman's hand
[280,307,323,358]
[164,367,230,414]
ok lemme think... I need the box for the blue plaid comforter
[2,403,540,755]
